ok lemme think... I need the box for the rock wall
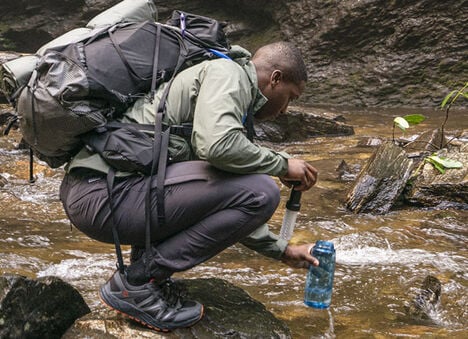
[0,0,466,107]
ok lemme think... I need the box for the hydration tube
[279,183,302,241]
[179,12,186,38]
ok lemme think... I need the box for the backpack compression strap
[106,168,125,274]
[143,23,187,279]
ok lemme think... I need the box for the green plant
[439,82,468,148]
[424,154,462,174]
[392,83,467,174]
[392,114,426,142]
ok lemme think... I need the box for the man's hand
[280,158,318,191]
[281,243,319,269]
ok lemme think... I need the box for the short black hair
[253,41,308,84]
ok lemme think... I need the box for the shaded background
[0,0,467,108]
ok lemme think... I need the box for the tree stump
[346,141,415,214]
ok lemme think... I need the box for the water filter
[279,186,302,241]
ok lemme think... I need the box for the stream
[1,106,467,338]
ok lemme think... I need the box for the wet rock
[0,174,7,187]
[0,107,17,133]
[255,107,354,142]
[405,143,467,207]
[404,275,441,322]
[346,141,415,214]
[0,274,91,339]
[356,137,383,148]
[0,51,22,65]
[403,128,447,155]
[336,159,358,181]
[64,278,291,338]
[0,0,466,107]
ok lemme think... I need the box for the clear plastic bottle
[304,240,336,309]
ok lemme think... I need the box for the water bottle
[304,240,336,309]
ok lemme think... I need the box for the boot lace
[147,278,187,309]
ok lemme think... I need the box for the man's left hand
[281,243,319,269]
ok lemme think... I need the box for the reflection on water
[1,106,467,338]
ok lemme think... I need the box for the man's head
[252,41,307,121]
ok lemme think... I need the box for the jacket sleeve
[191,60,289,177]
[240,224,288,260]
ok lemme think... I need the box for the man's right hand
[280,158,318,191]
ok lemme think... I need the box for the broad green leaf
[394,117,409,131]
[403,114,426,125]
[440,90,457,108]
[425,157,446,174]
[426,155,463,169]
[462,92,468,99]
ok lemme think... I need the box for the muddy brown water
[1,106,467,338]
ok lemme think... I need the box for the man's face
[255,75,305,121]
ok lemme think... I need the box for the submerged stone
[404,275,442,322]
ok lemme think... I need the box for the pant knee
[246,175,280,223]
[261,176,280,209]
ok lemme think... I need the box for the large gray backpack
[4,0,230,169]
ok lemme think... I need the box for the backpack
[6,5,230,169]
[1,0,241,276]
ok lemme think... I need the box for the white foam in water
[38,256,114,281]
[334,240,465,272]
[5,173,62,204]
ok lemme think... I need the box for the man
[60,41,319,331]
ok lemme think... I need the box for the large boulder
[0,274,90,339]
[64,278,291,338]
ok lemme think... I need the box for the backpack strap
[28,147,35,183]
[142,23,178,279]
[104,120,193,137]
[106,167,126,274]
[3,115,18,136]
[149,24,163,100]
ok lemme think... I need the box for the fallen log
[345,141,415,214]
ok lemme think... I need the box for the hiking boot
[99,271,204,331]
[130,245,145,264]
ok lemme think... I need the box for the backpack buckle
[170,123,192,137]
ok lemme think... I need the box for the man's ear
[270,70,283,87]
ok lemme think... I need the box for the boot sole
[99,287,204,332]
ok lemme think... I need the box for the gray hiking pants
[60,161,280,279]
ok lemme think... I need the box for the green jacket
[67,46,290,259]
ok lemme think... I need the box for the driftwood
[345,141,415,214]
[346,128,466,213]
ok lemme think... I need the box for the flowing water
[1,106,467,338]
